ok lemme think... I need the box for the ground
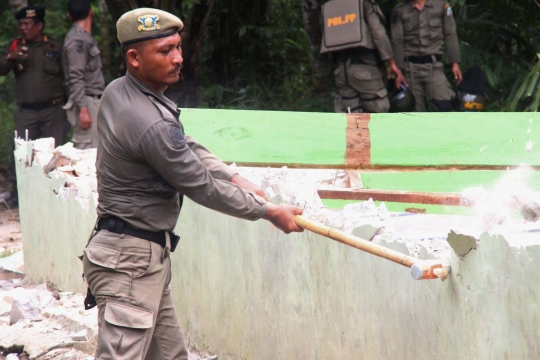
[0,205,218,360]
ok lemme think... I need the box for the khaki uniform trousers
[14,104,66,147]
[334,59,389,113]
[82,230,188,360]
[403,61,455,112]
[65,95,100,149]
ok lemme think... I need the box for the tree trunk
[8,0,27,13]
[98,0,112,80]
[301,0,330,93]
[165,0,214,107]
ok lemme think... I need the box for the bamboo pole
[294,215,450,281]
[294,215,416,268]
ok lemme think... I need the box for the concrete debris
[461,166,540,233]
[0,252,24,273]
[447,231,478,257]
[70,329,88,342]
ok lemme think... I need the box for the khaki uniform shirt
[96,72,267,232]
[391,0,460,69]
[0,36,64,104]
[363,0,393,61]
[63,24,105,109]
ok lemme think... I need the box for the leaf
[239,26,247,37]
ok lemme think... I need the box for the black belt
[97,216,167,248]
[86,93,102,99]
[404,54,442,64]
[19,96,64,111]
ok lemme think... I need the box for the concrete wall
[16,149,540,359]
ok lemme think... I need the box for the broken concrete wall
[15,146,540,359]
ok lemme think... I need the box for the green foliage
[0,101,15,170]
[449,0,540,111]
[198,0,334,111]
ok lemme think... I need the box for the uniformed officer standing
[63,0,105,149]
[82,8,303,360]
[391,0,463,112]
[321,0,406,113]
[0,6,66,146]
[0,6,66,208]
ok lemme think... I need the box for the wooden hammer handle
[294,215,416,268]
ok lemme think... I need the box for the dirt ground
[0,206,22,265]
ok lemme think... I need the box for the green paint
[370,113,540,166]
[360,170,540,192]
[180,108,347,165]
[321,199,475,215]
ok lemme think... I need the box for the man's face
[135,33,183,88]
[18,18,43,41]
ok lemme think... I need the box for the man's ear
[67,12,72,22]
[126,48,140,68]
[37,21,44,32]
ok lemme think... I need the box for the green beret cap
[117,8,184,47]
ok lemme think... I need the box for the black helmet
[456,66,488,111]
[457,91,486,111]
[389,84,416,112]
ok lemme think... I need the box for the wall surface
[16,150,540,359]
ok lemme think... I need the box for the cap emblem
[26,9,36,17]
[137,14,161,31]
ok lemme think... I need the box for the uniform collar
[126,71,180,118]
[73,23,88,34]
[406,0,433,12]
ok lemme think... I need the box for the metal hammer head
[411,260,450,281]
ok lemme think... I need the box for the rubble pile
[23,139,98,212]
[0,279,97,360]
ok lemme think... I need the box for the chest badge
[138,15,161,32]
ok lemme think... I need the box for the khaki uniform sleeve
[64,38,88,108]
[185,135,237,181]
[391,7,405,69]
[138,120,267,220]
[363,0,393,61]
[0,44,14,76]
[442,3,460,64]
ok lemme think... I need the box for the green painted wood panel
[370,113,540,166]
[180,108,347,165]
[359,170,540,192]
[321,199,475,215]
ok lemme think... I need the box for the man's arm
[138,121,301,232]
[364,0,393,62]
[0,41,20,76]
[65,39,92,129]
[186,136,237,180]
[390,7,405,70]
[364,1,407,88]
[186,135,268,200]
[442,3,462,84]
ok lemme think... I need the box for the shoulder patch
[170,126,186,149]
[446,4,453,17]
[75,40,84,54]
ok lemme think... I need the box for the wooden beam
[345,113,370,165]
[317,188,464,206]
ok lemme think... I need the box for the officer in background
[82,8,303,359]
[0,6,66,207]
[0,6,66,146]
[391,0,462,112]
[321,0,406,113]
[63,0,105,149]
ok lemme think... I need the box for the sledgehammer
[294,215,450,281]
